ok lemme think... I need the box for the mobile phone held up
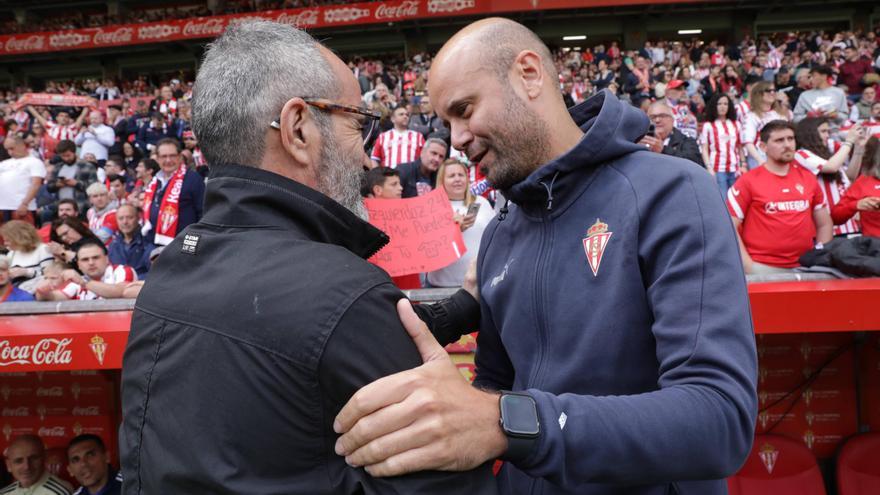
[646,123,656,138]
[465,202,481,219]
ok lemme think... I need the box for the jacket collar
[202,164,388,260]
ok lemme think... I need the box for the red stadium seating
[837,432,880,495]
[727,434,826,495]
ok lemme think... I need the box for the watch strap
[502,434,537,463]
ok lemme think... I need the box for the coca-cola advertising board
[0,311,131,372]
[0,0,713,56]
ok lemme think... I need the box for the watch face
[501,394,540,437]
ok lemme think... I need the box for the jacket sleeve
[830,179,860,225]
[318,281,497,495]
[514,166,757,488]
[680,136,706,167]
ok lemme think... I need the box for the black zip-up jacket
[119,164,496,494]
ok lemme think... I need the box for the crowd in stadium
[1,24,879,303]
[0,0,370,35]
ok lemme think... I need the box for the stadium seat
[727,434,826,495]
[837,432,880,495]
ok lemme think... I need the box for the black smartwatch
[499,391,540,462]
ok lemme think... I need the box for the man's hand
[15,204,28,217]
[638,135,663,153]
[333,299,506,477]
[857,197,880,211]
[61,269,85,285]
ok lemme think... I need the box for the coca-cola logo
[36,386,63,397]
[72,406,100,416]
[1,407,28,417]
[49,32,91,48]
[138,24,180,40]
[182,19,225,37]
[277,10,320,27]
[38,426,65,437]
[93,27,133,45]
[4,35,46,53]
[427,0,476,13]
[375,1,419,20]
[0,339,73,367]
[325,7,371,24]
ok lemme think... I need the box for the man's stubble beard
[485,88,552,192]
[317,131,368,221]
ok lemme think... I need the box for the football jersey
[60,264,137,300]
[87,207,118,244]
[700,119,742,173]
[46,121,79,141]
[793,149,859,235]
[727,164,826,268]
[370,129,425,169]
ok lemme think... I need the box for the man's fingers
[335,398,417,457]
[398,299,447,363]
[364,444,451,478]
[344,410,441,467]
[333,369,420,434]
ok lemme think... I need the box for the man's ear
[371,184,383,198]
[758,140,767,154]
[278,97,320,171]
[511,50,545,100]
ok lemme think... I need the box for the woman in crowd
[793,118,867,237]
[426,159,494,288]
[832,136,880,237]
[743,81,790,169]
[121,141,142,171]
[700,93,745,194]
[0,220,54,293]
[47,217,101,265]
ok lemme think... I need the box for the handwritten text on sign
[366,188,466,277]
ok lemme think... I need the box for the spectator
[623,55,654,106]
[132,158,159,194]
[396,137,447,198]
[849,85,876,122]
[0,220,53,293]
[786,68,812,110]
[37,198,78,242]
[142,138,204,246]
[370,106,425,169]
[47,217,100,265]
[74,110,115,165]
[25,106,87,142]
[660,79,698,139]
[85,183,118,244]
[180,129,207,177]
[33,260,66,301]
[700,93,745,194]
[0,134,45,226]
[48,239,137,300]
[150,85,178,121]
[66,434,122,495]
[108,204,154,278]
[640,101,705,166]
[700,64,724,103]
[793,65,849,124]
[793,118,868,236]
[362,167,403,199]
[426,159,493,288]
[408,95,446,139]
[104,157,133,191]
[46,139,99,216]
[135,112,174,154]
[727,120,833,274]
[831,136,880,237]
[1,435,72,493]
[743,81,790,169]
[721,64,743,97]
[592,58,615,91]
[0,257,34,302]
[838,46,874,100]
[120,141,142,170]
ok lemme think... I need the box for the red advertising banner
[0,311,131,372]
[365,188,466,277]
[0,0,713,57]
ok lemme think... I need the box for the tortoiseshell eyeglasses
[270,98,382,152]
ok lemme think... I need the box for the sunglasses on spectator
[270,97,381,152]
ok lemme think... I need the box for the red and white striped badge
[582,218,612,277]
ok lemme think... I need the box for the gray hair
[86,182,109,196]
[424,137,448,151]
[192,20,339,168]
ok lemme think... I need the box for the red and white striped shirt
[60,264,137,300]
[792,149,859,236]
[700,119,742,173]
[371,129,425,169]
[46,121,79,141]
[736,100,751,128]
[840,119,880,139]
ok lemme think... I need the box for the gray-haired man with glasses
[119,20,496,495]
